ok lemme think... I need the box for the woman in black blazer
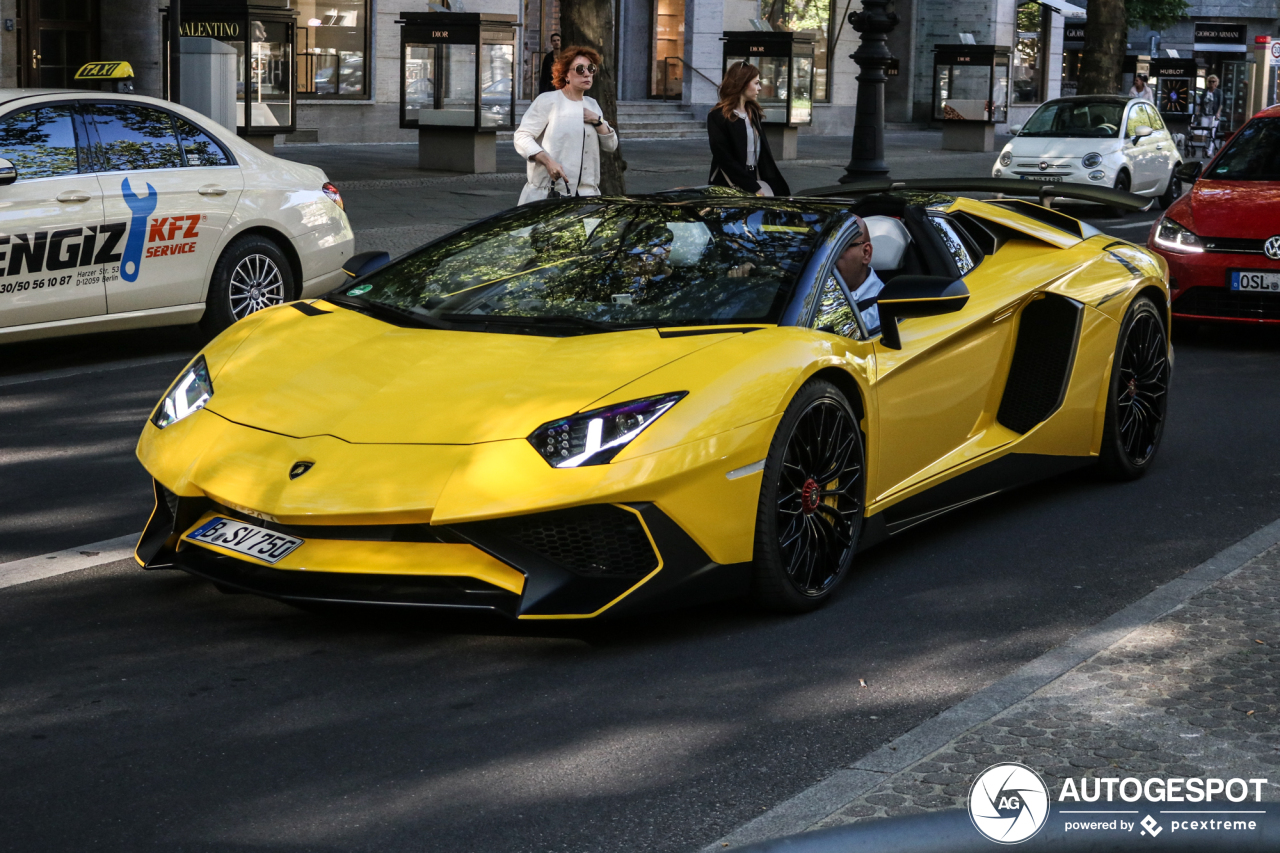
[706,62,791,196]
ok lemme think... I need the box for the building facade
[0,1,1273,146]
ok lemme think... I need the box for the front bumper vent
[500,506,659,579]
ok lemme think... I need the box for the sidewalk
[273,130,1009,257]
[708,520,1280,850]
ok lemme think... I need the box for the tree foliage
[1126,0,1189,32]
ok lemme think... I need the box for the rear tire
[1097,297,1169,481]
[1158,169,1181,210]
[1108,170,1132,218]
[752,380,865,613]
[200,234,295,337]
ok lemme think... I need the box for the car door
[1142,105,1178,187]
[0,102,107,328]
[84,102,243,315]
[868,215,1021,501]
[1124,104,1161,193]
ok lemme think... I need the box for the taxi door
[868,216,1020,502]
[0,103,107,328]
[84,103,242,315]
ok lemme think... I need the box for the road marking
[1101,220,1157,232]
[0,534,140,590]
[0,354,190,389]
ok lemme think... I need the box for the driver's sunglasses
[572,63,599,76]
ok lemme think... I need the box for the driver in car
[830,215,883,336]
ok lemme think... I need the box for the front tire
[752,380,865,613]
[1098,296,1169,480]
[201,234,295,337]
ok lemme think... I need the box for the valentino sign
[179,21,240,38]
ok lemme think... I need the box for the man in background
[538,33,562,94]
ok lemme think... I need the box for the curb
[703,515,1280,852]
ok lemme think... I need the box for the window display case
[1150,58,1199,116]
[933,44,1009,123]
[397,12,517,132]
[163,1,298,137]
[721,31,815,127]
[933,44,1010,152]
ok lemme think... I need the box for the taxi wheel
[1098,297,1169,481]
[201,235,295,336]
[752,380,865,613]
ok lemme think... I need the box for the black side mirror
[1175,160,1202,184]
[0,158,16,187]
[342,250,391,278]
[876,275,970,350]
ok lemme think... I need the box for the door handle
[31,50,40,70]
[197,184,227,196]
[56,190,92,203]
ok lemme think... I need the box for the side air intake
[996,293,1083,434]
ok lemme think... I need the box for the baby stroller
[1189,114,1220,159]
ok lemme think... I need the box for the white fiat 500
[0,90,354,343]
[992,95,1182,210]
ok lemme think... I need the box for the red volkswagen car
[1148,104,1280,324]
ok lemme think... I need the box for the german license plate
[1231,271,1280,292]
[1020,174,1063,182]
[186,517,303,564]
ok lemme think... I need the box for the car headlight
[1082,152,1103,169]
[152,356,213,428]
[999,150,1012,166]
[529,392,686,468]
[1153,217,1204,254]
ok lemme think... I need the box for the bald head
[835,215,874,289]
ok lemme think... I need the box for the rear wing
[797,178,1153,212]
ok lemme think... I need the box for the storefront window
[761,0,830,101]
[1013,1,1048,104]
[296,0,369,98]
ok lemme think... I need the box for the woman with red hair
[706,61,789,196]
[514,45,618,204]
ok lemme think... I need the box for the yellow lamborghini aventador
[135,181,1170,619]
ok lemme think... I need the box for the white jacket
[514,89,619,204]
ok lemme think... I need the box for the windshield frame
[326,196,841,335]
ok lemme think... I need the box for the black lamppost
[840,0,899,182]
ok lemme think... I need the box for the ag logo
[968,762,1050,844]
[1264,235,1280,260]
[288,461,314,480]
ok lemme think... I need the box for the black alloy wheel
[1098,296,1169,480]
[1158,170,1182,210]
[753,380,865,612]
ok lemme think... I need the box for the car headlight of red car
[1153,216,1205,254]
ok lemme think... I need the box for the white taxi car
[992,95,1182,210]
[0,90,353,343]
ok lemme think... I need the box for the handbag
[547,177,574,199]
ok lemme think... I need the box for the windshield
[1019,101,1123,138]
[339,200,835,332]
[1206,117,1280,181]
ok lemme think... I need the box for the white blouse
[734,108,759,167]
[514,90,619,204]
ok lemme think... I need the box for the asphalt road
[4,200,1279,853]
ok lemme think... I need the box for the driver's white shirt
[835,266,886,336]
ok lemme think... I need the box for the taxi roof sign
[74,62,134,81]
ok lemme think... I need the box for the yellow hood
[204,304,732,444]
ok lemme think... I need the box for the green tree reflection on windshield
[352,199,837,329]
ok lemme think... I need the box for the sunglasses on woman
[571,63,599,76]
